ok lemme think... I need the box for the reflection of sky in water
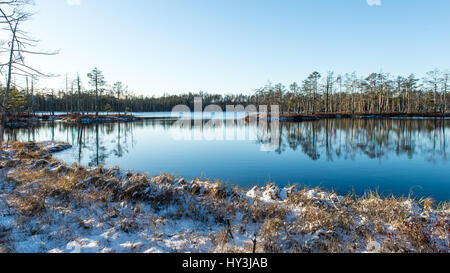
[5,115,450,201]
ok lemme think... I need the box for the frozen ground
[0,142,448,253]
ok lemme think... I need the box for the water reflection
[5,118,449,162]
[277,119,448,162]
[4,118,450,200]
[5,118,449,165]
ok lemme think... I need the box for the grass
[0,141,448,253]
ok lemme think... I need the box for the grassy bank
[0,142,448,253]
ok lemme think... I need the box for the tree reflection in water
[4,118,448,166]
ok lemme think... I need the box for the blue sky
[20,0,450,96]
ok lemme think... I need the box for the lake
[4,113,450,201]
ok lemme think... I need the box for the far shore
[3,111,450,129]
[245,112,450,122]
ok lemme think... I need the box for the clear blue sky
[22,0,450,96]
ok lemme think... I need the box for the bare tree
[70,75,74,113]
[426,69,441,113]
[442,72,448,113]
[325,72,334,113]
[75,73,81,114]
[113,81,126,115]
[28,74,34,114]
[0,0,57,144]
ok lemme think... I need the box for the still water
[5,113,450,201]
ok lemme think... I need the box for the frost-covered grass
[0,142,448,253]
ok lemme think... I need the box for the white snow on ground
[0,142,449,253]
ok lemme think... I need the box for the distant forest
[3,69,449,115]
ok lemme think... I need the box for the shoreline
[3,114,141,128]
[245,112,450,122]
[4,111,450,129]
[60,114,141,124]
[0,141,448,253]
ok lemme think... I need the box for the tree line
[3,69,449,115]
[253,70,449,114]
